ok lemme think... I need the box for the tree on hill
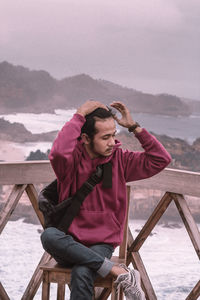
[26,149,50,161]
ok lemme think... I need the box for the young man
[41,100,171,300]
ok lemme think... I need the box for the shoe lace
[114,275,127,292]
[123,271,143,298]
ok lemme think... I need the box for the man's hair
[81,107,113,139]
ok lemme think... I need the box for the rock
[161,222,182,229]
[193,137,200,151]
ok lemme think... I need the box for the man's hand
[110,101,136,128]
[110,101,142,133]
[76,100,108,117]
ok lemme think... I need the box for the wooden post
[0,184,27,234]
[21,252,51,300]
[127,227,157,300]
[57,282,65,300]
[25,184,45,228]
[127,192,172,255]
[42,271,50,300]
[0,282,10,300]
[186,280,200,300]
[172,193,200,259]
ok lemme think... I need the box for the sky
[0,0,200,100]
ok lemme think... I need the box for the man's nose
[108,137,115,146]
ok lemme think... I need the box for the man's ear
[81,133,91,144]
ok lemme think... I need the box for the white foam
[0,219,199,300]
[0,109,76,134]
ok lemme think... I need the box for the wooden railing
[0,161,200,300]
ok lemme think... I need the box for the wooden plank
[126,228,157,300]
[0,282,10,300]
[172,193,200,259]
[21,251,51,300]
[186,280,200,300]
[127,192,172,254]
[0,161,200,196]
[0,161,55,185]
[25,184,45,228]
[0,184,27,234]
[130,168,200,197]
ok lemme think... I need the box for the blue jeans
[41,227,114,300]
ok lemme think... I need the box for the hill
[0,61,191,116]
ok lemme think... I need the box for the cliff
[0,118,57,143]
[0,61,192,117]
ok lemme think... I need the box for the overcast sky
[1,0,200,99]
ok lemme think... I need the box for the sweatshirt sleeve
[49,113,85,181]
[123,129,172,182]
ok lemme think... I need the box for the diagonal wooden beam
[127,227,157,300]
[21,251,51,300]
[22,184,48,299]
[25,184,45,227]
[0,184,27,234]
[186,280,200,300]
[127,192,172,255]
[0,282,10,300]
[171,193,200,259]
[95,287,111,300]
[130,252,157,300]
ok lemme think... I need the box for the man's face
[87,117,116,159]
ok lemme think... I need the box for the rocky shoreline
[1,117,200,171]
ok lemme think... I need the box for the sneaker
[114,264,146,300]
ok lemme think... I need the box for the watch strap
[128,122,141,133]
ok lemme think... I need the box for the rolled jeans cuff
[97,257,114,278]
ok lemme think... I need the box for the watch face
[128,122,140,132]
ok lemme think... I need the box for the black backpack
[38,162,112,233]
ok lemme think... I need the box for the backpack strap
[71,161,112,204]
[57,162,112,232]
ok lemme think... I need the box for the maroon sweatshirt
[49,113,171,248]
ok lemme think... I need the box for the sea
[0,219,199,300]
[0,109,200,158]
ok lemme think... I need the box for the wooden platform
[0,161,199,300]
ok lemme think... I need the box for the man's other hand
[76,100,108,117]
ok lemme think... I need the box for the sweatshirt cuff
[73,113,86,123]
[135,128,154,144]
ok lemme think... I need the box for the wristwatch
[128,122,141,133]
